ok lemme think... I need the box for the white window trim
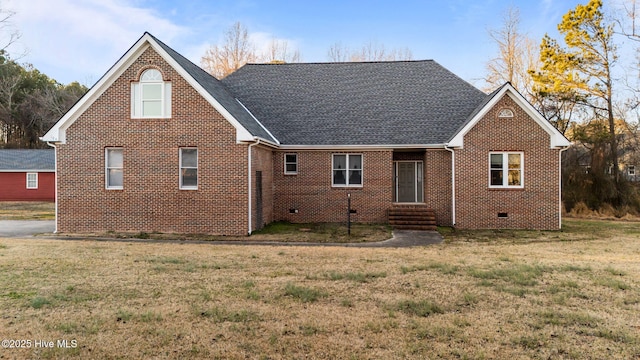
[332,153,363,188]
[179,147,198,190]
[105,148,123,190]
[629,165,636,176]
[489,152,524,188]
[131,69,171,119]
[498,108,514,118]
[284,153,298,175]
[26,172,38,189]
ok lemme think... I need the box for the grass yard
[0,202,55,220]
[0,219,639,359]
[100,221,393,243]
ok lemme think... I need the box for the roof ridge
[243,59,437,66]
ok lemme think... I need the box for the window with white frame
[629,165,636,176]
[105,148,123,189]
[180,148,198,189]
[26,173,38,189]
[284,153,298,175]
[489,152,523,188]
[498,108,514,118]
[332,154,362,187]
[131,68,171,118]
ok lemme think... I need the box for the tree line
[0,53,87,149]
[0,7,88,149]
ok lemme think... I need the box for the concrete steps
[388,205,437,231]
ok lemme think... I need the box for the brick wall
[54,45,558,233]
[455,94,561,230]
[273,150,393,223]
[425,150,453,226]
[56,47,250,235]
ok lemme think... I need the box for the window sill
[130,117,171,121]
[488,187,524,191]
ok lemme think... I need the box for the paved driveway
[0,220,55,237]
[0,221,442,247]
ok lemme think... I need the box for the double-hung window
[26,173,38,189]
[489,152,523,188]
[105,148,123,189]
[284,153,298,175]
[131,69,171,118]
[332,154,362,187]
[180,148,198,190]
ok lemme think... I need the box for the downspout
[558,146,570,229]
[445,146,456,226]
[247,138,261,235]
[46,141,58,234]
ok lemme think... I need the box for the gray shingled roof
[148,33,277,144]
[221,61,488,146]
[0,149,55,171]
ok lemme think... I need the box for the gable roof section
[0,149,55,172]
[447,83,571,149]
[41,32,277,145]
[221,61,488,146]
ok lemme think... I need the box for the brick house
[0,149,55,201]
[41,33,570,235]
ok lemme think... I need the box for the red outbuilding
[0,149,55,201]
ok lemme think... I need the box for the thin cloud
[4,0,188,84]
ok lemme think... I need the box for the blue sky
[1,0,615,88]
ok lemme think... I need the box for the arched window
[131,68,171,118]
[498,108,514,118]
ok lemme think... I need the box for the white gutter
[247,138,261,235]
[279,143,448,151]
[445,146,456,226]
[46,142,59,234]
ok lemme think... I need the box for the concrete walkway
[0,220,443,247]
[0,220,55,237]
[349,230,443,247]
[47,230,443,248]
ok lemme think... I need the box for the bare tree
[327,42,350,62]
[484,6,538,96]
[262,38,301,64]
[615,0,640,39]
[0,6,21,58]
[327,41,413,62]
[201,22,257,79]
[201,22,302,78]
